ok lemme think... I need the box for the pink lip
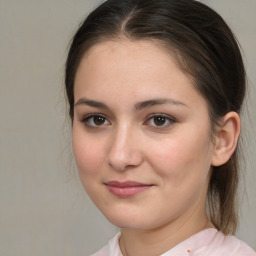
[105,181,153,198]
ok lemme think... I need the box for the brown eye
[93,116,106,125]
[145,114,176,128]
[82,114,110,127]
[153,116,167,126]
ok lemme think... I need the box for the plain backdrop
[0,0,255,255]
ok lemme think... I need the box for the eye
[81,114,110,127]
[145,114,176,128]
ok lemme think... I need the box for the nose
[107,124,143,171]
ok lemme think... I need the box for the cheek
[146,127,213,182]
[72,129,105,178]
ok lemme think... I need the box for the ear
[211,112,241,167]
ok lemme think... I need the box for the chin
[102,209,163,230]
[109,218,151,230]
[101,209,147,229]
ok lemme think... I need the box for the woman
[65,0,255,255]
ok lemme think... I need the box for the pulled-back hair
[65,0,246,234]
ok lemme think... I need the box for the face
[72,40,215,230]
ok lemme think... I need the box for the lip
[104,181,153,198]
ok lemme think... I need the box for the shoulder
[220,234,255,255]
[204,231,256,256]
[90,233,121,256]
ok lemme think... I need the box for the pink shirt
[90,228,255,256]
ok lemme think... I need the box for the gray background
[0,0,255,255]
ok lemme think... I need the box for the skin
[72,40,240,255]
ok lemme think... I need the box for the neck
[119,210,214,256]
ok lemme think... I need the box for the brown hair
[65,0,246,234]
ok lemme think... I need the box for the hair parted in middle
[65,0,246,235]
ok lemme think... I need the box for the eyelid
[144,113,176,128]
[79,112,176,129]
[146,113,176,120]
[81,113,111,127]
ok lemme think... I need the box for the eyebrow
[134,98,188,110]
[74,97,187,110]
[75,98,110,110]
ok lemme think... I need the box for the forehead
[81,39,183,71]
[74,39,207,109]
[75,39,190,86]
[83,39,172,61]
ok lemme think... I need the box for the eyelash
[144,114,176,128]
[80,113,176,129]
[81,114,110,128]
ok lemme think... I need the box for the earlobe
[211,112,241,167]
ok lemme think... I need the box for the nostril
[107,159,127,172]
[106,128,143,171]
[107,148,143,172]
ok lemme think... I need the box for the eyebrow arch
[74,98,109,110]
[74,97,188,111]
[134,98,188,110]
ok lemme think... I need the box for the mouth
[104,181,153,198]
